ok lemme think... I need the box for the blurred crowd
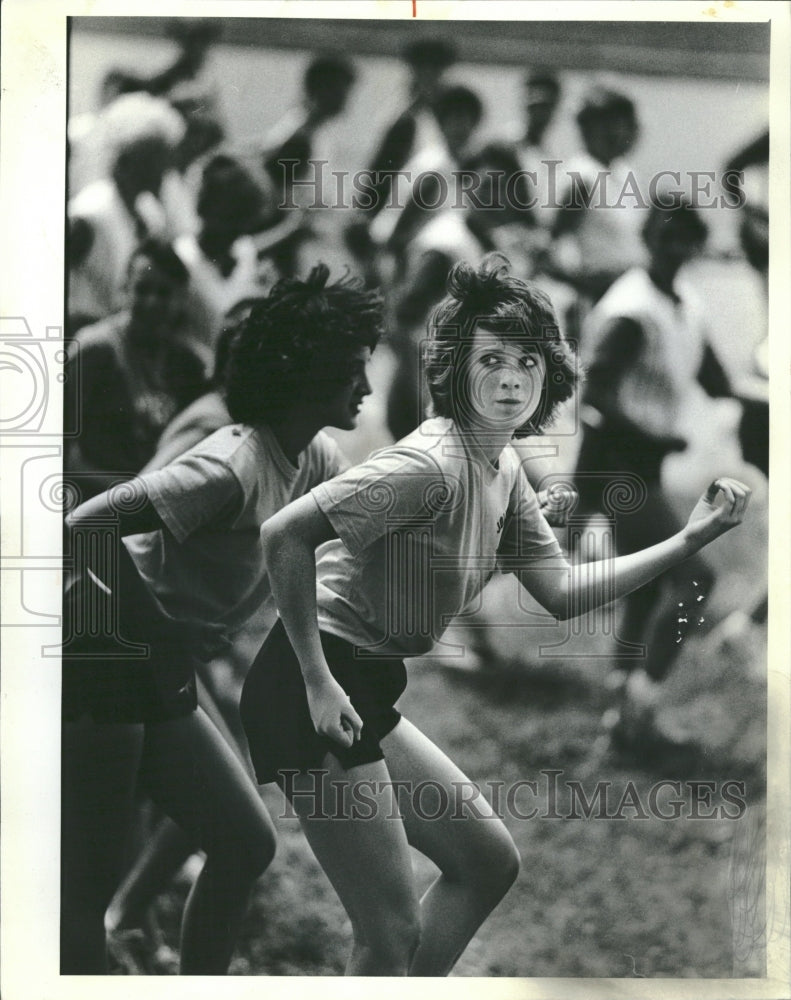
[64,22,769,772]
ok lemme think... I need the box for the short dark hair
[642,193,709,247]
[196,153,271,231]
[424,254,579,437]
[128,238,189,286]
[403,38,456,70]
[304,54,356,97]
[433,85,484,125]
[225,264,384,426]
[577,86,636,131]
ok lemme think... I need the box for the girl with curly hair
[61,264,383,974]
[240,253,751,976]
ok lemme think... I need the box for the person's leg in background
[139,707,276,974]
[61,719,144,973]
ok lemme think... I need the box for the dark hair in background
[196,152,272,231]
[402,38,457,70]
[128,237,190,286]
[304,53,356,97]
[424,254,579,437]
[576,86,636,130]
[433,85,484,125]
[642,192,709,246]
[225,264,384,425]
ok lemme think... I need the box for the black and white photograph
[1,1,789,995]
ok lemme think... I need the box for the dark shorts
[240,619,408,785]
[61,545,198,725]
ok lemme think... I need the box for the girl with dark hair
[62,264,384,974]
[240,253,751,976]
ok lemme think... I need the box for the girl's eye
[482,353,501,366]
[520,355,538,369]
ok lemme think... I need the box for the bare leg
[105,816,196,933]
[140,708,276,974]
[381,718,520,976]
[285,756,421,976]
[104,676,252,934]
[61,719,144,973]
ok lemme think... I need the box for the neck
[464,424,513,466]
[647,263,680,299]
[266,414,322,465]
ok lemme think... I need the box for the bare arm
[517,478,751,620]
[65,478,165,537]
[259,493,364,747]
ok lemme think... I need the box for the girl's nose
[500,367,522,389]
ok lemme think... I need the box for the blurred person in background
[707,129,769,651]
[344,37,457,272]
[573,197,740,761]
[543,85,646,318]
[262,52,357,207]
[501,69,563,233]
[65,239,208,500]
[370,84,484,273]
[173,152,301,363]
[67,93,195,336]
[364,37,457,218]
[68,18,223,197]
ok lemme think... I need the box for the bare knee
[447,821,521,901]
[481,823,521,897]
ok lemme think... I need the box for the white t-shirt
[312,417,562,658]
[124,423,345,643]
[555,153,648,278]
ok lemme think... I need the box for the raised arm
[517,478,751,620]
[259,493,364,748]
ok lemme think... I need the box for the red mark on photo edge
[412,0,417,15]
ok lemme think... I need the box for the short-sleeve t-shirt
[124,423,345,643]
[312,418,562,658]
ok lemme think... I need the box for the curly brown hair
[423,253,580,437]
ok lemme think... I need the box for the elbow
[259,519,285,561]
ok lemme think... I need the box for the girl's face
[316,346,373,432]
[460,326,545,433]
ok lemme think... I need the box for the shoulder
[69,314,127,363]
[180,424,255,466]
[162,392,230,439]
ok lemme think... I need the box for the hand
[538,484,578,527]
[681,478,751,551]
[306,675,364,749]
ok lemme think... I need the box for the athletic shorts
[240,618,407,785]
[61,545,198,725]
